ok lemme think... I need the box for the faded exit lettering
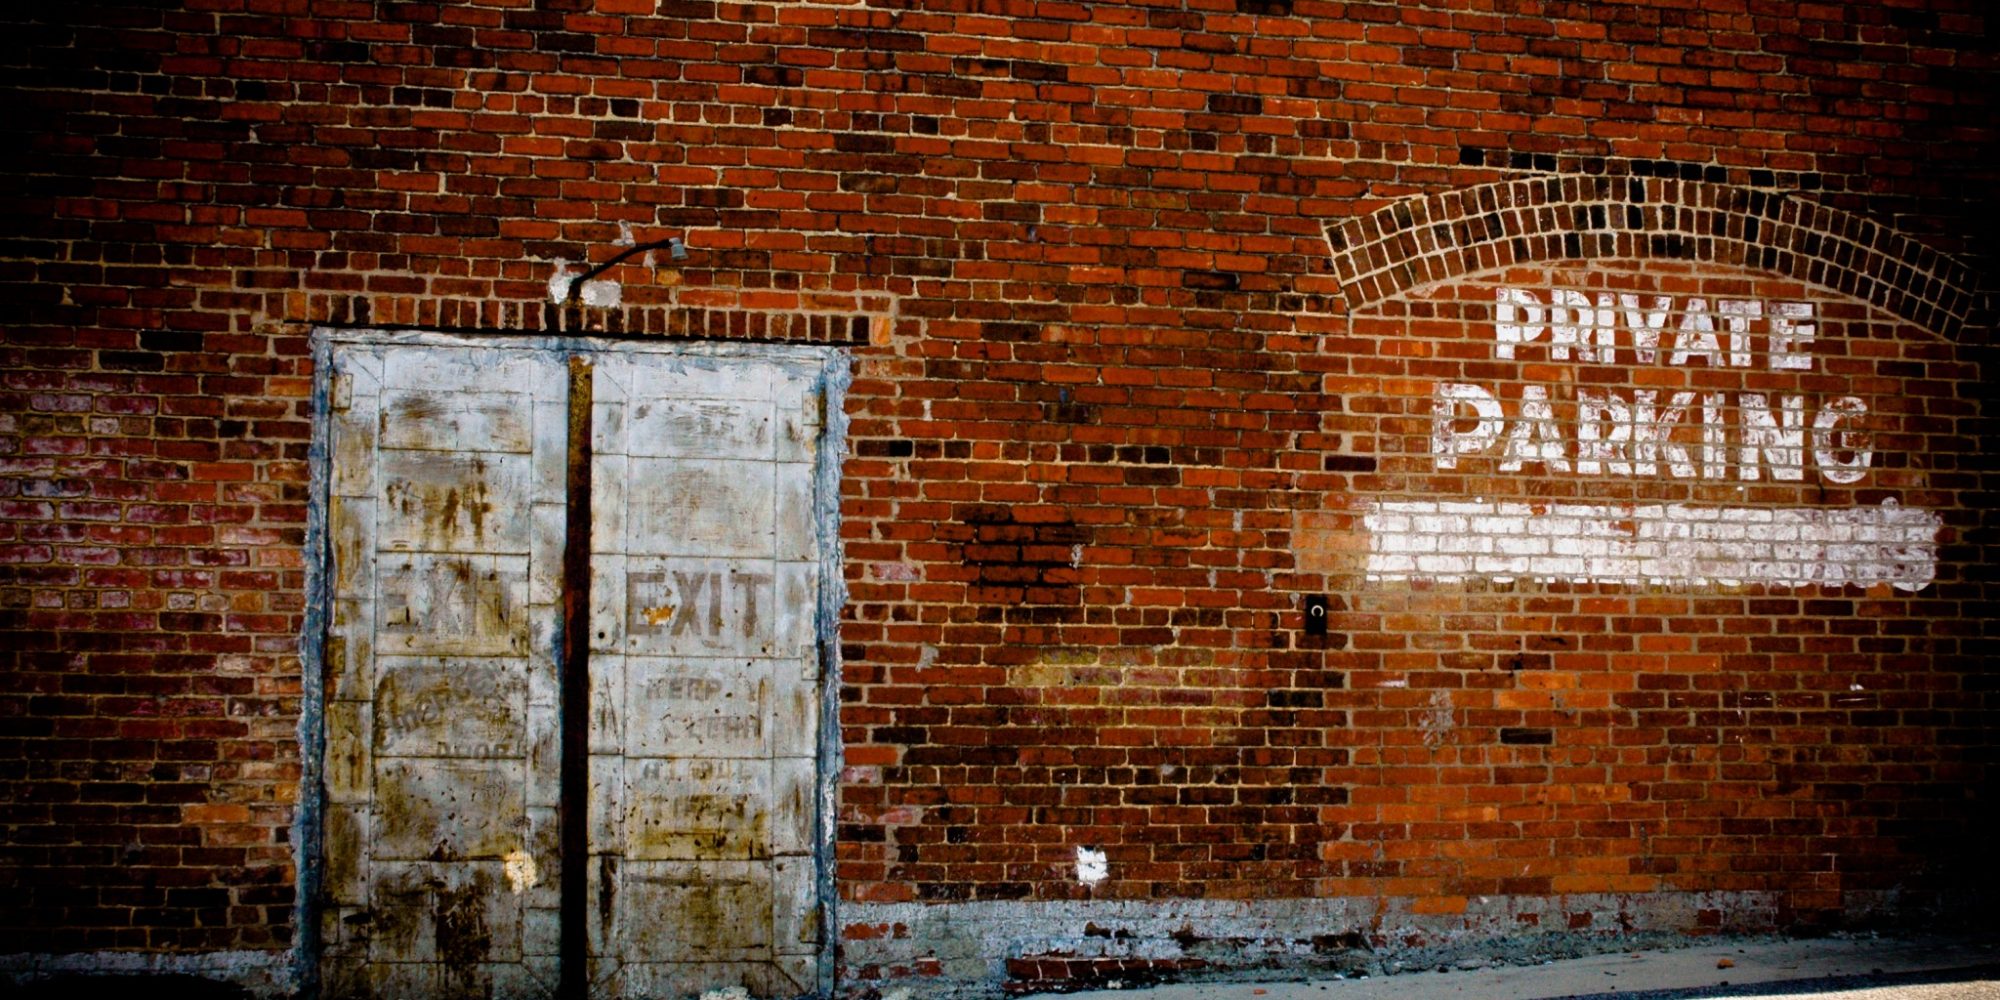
[627,567,773,642]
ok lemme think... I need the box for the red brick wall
[1,0,1995,988]
[1295,257,1982,904]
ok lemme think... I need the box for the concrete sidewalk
[1066,933,1999,1000]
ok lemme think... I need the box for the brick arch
[1322,175,1984,339]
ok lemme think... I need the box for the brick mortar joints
[290,292,885,344]
[1321,176,1983,339]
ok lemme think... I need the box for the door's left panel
[319,339,569,999]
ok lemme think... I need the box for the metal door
[310,333,840,999]
[584,350,828,997]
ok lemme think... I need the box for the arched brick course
[1323,174,1985,340]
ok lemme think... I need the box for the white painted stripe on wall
[1364,500,1941,592]
[0,950,295,998]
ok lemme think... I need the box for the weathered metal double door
[315,333,837,998]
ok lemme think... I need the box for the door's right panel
[586,350,827,998]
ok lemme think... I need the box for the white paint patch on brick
[0,950,297,998]
[1419,690,1453,749]
[1364,500,1939,592]
[1076,847,1108,885]
[546,260,576,303]
[579,278,622,307]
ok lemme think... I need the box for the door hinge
[330,371,353,412]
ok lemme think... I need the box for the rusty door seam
[560,356,594,1000]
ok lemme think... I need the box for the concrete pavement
[1063,932,1999,1000]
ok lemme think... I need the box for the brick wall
[1,0,1995,995]
[1300,255,1983,894]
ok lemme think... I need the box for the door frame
[296,328,850,997]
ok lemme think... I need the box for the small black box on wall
[1303,594,1329,636]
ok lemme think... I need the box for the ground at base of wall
[0,931,1990,1000]
[838,893,1990,1000]
[0,950,292,1000]
[844,933,1690,1000]
[0,973,251,1000]
[847,931,2000,1000]
[1057,930,2000,1000]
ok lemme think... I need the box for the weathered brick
[2,0,1997,992]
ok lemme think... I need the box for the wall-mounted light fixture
[559,233,692,309]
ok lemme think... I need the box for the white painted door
[318,340,569,999]
[584,350,829,997]
[315,334,836,999]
